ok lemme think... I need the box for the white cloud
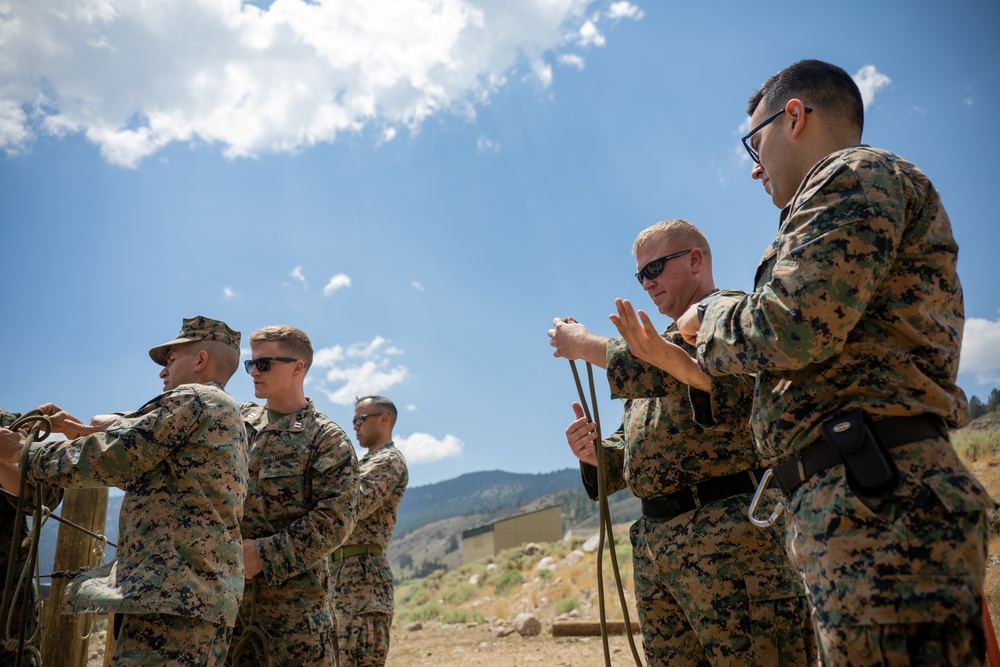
[405,404,417,411]
[395,432,464,463]
[476,134,501,153]
[558,54,585,70]
[607,2,644,21]
[0,0,628,167]
[323,273,351,295]
[410,281,425,292]
[223,286,236,299]
[577,20,605,47]
[960,316,1000,385]
[963,97,974,107]
[853,65,891,109]
[532,60,554,88]
[312,335,407,404]
[290,265,307,289]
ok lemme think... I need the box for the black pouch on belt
[821,408,900,495]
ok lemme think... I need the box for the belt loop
[690,484,702,510]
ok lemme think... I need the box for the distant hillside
[32,467,638,583]
[395,468,613,537]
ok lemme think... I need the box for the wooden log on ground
[41,487,109,667]
[551,619,640,637]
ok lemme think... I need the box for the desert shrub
[395,583,430,606]
[493,569,523,596]
[538,568,553,580]
[554,597,579,615]
[440,608,486,624]
[440,583,477,605]
[406,602,444,622]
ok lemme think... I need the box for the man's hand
[610,299,711,392]
[676,303,702,345]
[548,318,609,368]
[243,539,263,579]
[0,428,27,464]
[565,403,599,467]
[36,403,108,439]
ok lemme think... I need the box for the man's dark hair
[356,395,397,428]
[747,59,864,139]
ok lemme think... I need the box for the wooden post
[41,487,109,667]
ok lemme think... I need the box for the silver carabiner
[748,468,785,528]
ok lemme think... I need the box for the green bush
[405,602,444,622]
[538,568,553,579]
[440,608,486,624]
[493,569,523,596]
[440,583,477,605]
[554,597,579,615]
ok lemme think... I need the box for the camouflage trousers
[112,613,232,666]
[329,553,394,667]
[785,437,993,666]
[227,599,333,666]
[631,490,817,666]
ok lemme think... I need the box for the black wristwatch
[696,294,722,323]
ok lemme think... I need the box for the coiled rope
[568,359,644,667]
[1,410,117,667]
[226,578,273,666]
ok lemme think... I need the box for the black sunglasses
[635,249,692,284]
[741,106,812,164]
[352,413,384,427]
[244,357,298,373]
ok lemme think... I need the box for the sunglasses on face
[635,249,692,284]
[244,357,298,373]
[352,413,384,427]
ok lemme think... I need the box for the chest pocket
[259,450,312,522]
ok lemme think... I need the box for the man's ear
[193,349,210,372]
[689,247,705,275]
[785,98,809,139]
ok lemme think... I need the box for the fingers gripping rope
[568,359,644,667]
[1,410,117,665]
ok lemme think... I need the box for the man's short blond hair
[632,219,712,266]
[249,325,314,372]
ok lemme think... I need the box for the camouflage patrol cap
[148,316,241,366]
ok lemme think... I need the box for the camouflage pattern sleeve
[697,147,968,458]
[26,390,201,488]
[357,445,407,521]
[0,408,20,427]
[580,422,627,501]
[255,412,360,585]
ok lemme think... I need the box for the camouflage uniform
[584,328,816,666]
[22,381,249,666]
[329,441,408,667]
[1,408,63,667]
[229,400,359,667]
[696,146,995,664]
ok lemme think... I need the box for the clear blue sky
[2,0,998,488]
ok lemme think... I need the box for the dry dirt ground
[386,620,644,667]
[84,621,645,667]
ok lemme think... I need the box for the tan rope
[569,359,644,667]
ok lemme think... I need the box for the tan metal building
[461,505,563,563]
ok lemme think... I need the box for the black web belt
[771,413,946,496]
[641,468,768,520]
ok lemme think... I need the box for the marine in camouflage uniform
[686,60,994,664]
[553,220,816,666]
[229,326,359,667]
[0,408,63,667]
[330,395,409,667]
[4,316,249,666]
